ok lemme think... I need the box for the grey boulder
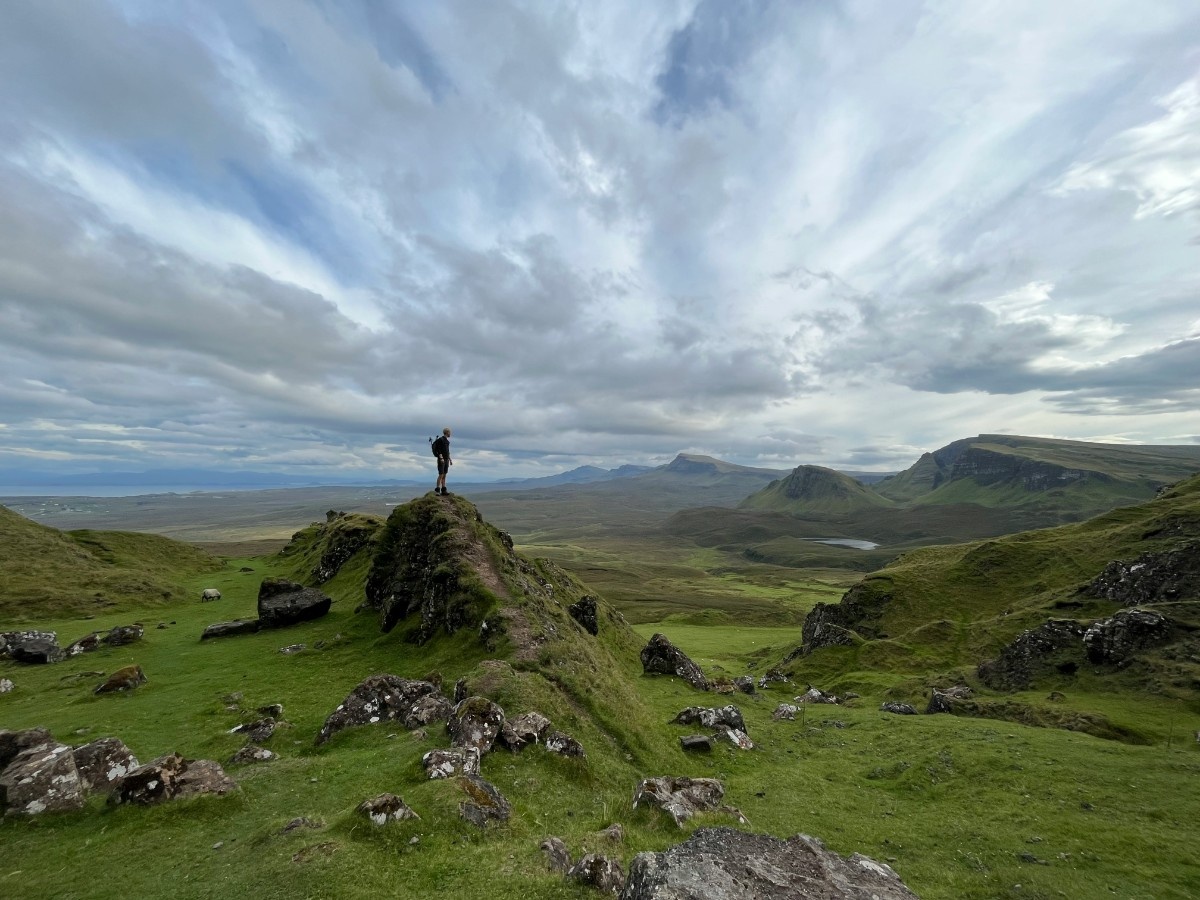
[257,578,332,628]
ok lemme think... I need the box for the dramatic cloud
[1,0,1198,483]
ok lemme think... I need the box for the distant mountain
[491,464,653,487]
[740,466,894,516]
[874,434,1200,512]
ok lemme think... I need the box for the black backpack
[431,435,447,457]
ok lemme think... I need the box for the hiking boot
[442,489,453,496]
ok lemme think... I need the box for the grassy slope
[0,505,222,622]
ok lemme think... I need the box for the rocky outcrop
[640,634,708,690]
[632,776,727,828]
[94,665,147,694]
[312,513,378,583]
[732,675,755,694]
[458,775,511,827]
[620,826,918,899]
[0,727,53,770]
[772,703,799,721]
[447,696,506,754]
[257,578,332,628]
[1084,609,1177,666]
[568,595,599,635]
[797,685,841,705]
[357,793,419,825]
[671,706,746,732]
[0,741,86,816]
[927,685,973,714]
[315,675,451,745]
[1084,543,1200,605]
[71,737,139,793]
[799,580,893,654]
[977,620,1086,691]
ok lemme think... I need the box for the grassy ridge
[0,505,222,622]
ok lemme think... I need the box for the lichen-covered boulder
[72,737,139,793]
[447,696,506,754]
[0,741,86,816]
[1084,609,1177,666]
[544,731,585,758]
[66,633,102,656]
[422,747,480,779]
[110,753,236,805]
[499,711,552,751]
[880,702,917,716]
[568,596,599,635]
[541,836,572,873]
[927,685,972,714]
[797,685,840,705]
[772,703,799,721]
[405,693,454,729]
[714,728,754,750]
[671,706,745,732]
[732,676,755,694]
[201,620,260,641]
[620,826,919,899]
[458,775,511,827]
[257,578,332,628]
[3,631,64,664]
[1084,543,1200,605]
[315,674,447,745]
[229,746,276,765]
[569,853,625,895]
[640,634,708,690]
[357,793,419,825]
[632,776,726,828]
[94,665,147,694]
[0,727,53,770]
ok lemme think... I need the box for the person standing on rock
[432,427,452,495]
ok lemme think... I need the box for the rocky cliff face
[946,446,1110,492]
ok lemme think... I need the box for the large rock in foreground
[0,741,86,816]
[640,634,708,690]
[620,827,918,899]
[110,753,237,805]
[257,578,332,628]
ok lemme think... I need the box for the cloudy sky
[2,0,1198,482]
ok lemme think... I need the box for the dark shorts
[437,458,449,475]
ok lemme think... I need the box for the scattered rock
[599,823,625,843]
[201,620,261,641]
[0,727,53,770]
[0,741,86,816]
[357,793,419,826]
[421,747,480,779]
[0,678,12,694]
[94,665,147,694]
[671,705,746,732]
[640,633,708,690]
[680,735,713,753]
[927,685,973,714]
[880,702,917,715]
[103,624,144,646]
[568,595,599,635]
[447,696,506,754]
[544,730,585,758]
[621,826,919,899]
[201,588,222,601]
[230,746,276,765]
[257,578,333,628]
[499,711,552,751]
[632,776,726,827]
[757,669,790,689]
[732,675,755,694]
[66,633,102,656]
[279,643,306,655]
[258,703,284,717]
[405,693,455,729]
[229,718,275,743]
[279,816,323,833]
[71,737,139,792]
[772,703,798,721]
[458,775,511,827]
[714,728,754,750]
[1084,609,1177,666]
[541,836,572,873]
[977,620,1086,691]
[568,853,625,894]
[315,674,449,745]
